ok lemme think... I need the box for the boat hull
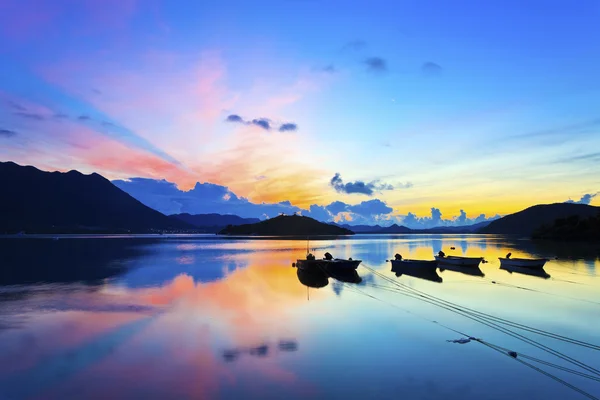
[295,259,362,271]
[390,259,437,268]
[390,260,442,283]
[435,256,483,267]
[498,258,547,270]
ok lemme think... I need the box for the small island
[218,214,354,236]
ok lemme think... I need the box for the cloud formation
[225,114,297,132]
[364,57,387,73]
[251,118,271,130]
[14,111,44,121]
[225,114,244,123]
[114,177,501,229]
[0,129,17,137]
[330,173,395,196]
[421,62,443,76]
[565,193,598,205]
[399,208,501,229]
[278,123,297,132]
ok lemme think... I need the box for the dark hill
[218,215,354,236]
[532,214,600,241]
[335,223,383,233]
[170,213,260,233]
[479,203,600,235]
[0,161,193,233]
[376,224,413,234]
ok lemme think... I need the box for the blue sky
[0,0,599,226]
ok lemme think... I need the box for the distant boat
[390,254,437,268]
[435,251,483,267]
[390,255,442,283]
[294,252,362,271]
[498,252,548,270]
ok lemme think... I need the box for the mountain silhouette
[532,214,600,241]
[218,214,354,236]
[0,161,193,233]
[170,213,260,233]
[479,203,600,235]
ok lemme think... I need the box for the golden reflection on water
[0,235,598,399]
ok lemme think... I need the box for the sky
[1,0,599,227]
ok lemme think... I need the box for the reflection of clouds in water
[222,340,298,362]
[176,243,201,251]
[460,240,468,254]
[177,255,195,265]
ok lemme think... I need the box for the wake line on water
[329,263,600,400]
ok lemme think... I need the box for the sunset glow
[1,0,599,226]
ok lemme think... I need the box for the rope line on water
[332,277,600,400]
[358,263,600,376]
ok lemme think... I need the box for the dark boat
[498,253,548,270]
[435,250,483,267]
[294,252,362,271]
[389,253,437,268]
[390,254,442,283]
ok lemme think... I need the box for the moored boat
[294,252,362,271]
[390,254,437,268]
[434,251,483,267]
[498,253,548,270]
[390,254,442,283]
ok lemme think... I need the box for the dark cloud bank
[113,178,499,229]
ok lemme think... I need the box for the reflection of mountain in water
[0,238,146,285]
[500,265,551,279]
[222,340,298,362]
[391,263,442,283]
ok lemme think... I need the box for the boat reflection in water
[294,254,363,289]
[500,264,551,279]
[390,258,443,283]
[222,339,298,362]
[438,264,485,278]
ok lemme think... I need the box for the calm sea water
[0,234,598,400]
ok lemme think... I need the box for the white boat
[498,253,548,270]
[435,251,483,267]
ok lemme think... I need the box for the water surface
[0,234,598,399]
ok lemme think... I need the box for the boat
[390,255,442,283]
[293,252,362,271]
[498,253,548,270]
[389,254,437,268]
[434,251,483,267]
